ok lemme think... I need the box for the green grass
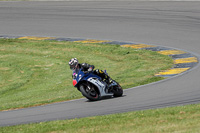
[0,39,173,111]
[1,104,200,133]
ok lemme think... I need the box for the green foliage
[0,39,173,110]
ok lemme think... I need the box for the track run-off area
[0,1,200,126]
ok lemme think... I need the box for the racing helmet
[69,58,78,70]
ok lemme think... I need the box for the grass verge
[0,39,173,111]
[1,104,200,132]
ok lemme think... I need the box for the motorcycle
[72,68,123,101]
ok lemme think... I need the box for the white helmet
[69,58,78,70]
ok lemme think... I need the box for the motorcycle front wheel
[79,83,100,101]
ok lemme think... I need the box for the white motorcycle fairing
[87,77,113,97]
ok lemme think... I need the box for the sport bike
[72,68,123,101]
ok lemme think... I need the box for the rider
[68,58,113,85]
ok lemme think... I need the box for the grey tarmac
[0,1,200,127]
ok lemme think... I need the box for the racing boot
[94,69,113,85]
[105,77,114,93]
[104,75,113,86]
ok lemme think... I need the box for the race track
[0,1,200,127]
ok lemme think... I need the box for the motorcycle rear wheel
[79,84,100,101]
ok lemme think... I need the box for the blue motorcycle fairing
[73,69,102,87]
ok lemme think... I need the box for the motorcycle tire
[112,83,123,97]
[79,83,100,101]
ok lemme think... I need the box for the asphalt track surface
[0,1,200,127]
